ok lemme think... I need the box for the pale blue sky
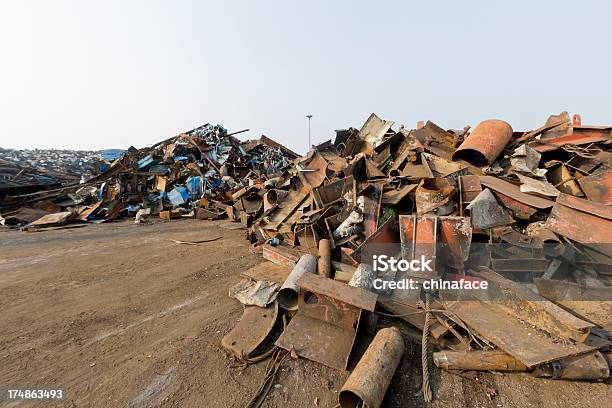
[1,0,610,154]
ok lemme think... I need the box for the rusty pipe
[317,239,332,278]
[339,327,404,408]
[277,254,317,311]
[433,350,527,371]
[452,119,513,167]
[263,189,287,213]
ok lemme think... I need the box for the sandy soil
[0,219,610,407]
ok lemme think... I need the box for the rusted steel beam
[531,130,610,153]
[545,194,612,244]
[479,176,554,209]
[339,327,404,408]
[363,183,383,237]
[262,243,299,267]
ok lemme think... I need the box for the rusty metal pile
[221,112,612,407]
[0,124,299,228]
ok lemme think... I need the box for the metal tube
[339,327,404,408]
[277,254,317,310]
[317,239,332,278]
[433,350,527,371]
[452,119,513,167]
[263,189,287,213]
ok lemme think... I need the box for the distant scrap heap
[0,124,299,225]
[0,148,111,197]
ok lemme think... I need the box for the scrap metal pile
[222,112,612,407]
[0,124,299,228]
[2,112,611,405]
[0,147,109,185]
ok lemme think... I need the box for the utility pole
[306,114,313,149]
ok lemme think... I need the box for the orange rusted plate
[438,216,472,269]
[363,183,383,238]
[459,175,482,205]
[350,217,400,264]
[399,215,472,274]
[546,194,612,244]
[399,215,437,278]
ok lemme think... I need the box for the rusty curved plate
[221,302,279,358]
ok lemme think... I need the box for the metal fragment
[466,188,515,229]
[415,178,456,215]
[517,174,560,198]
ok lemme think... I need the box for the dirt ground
[0,219,610,407]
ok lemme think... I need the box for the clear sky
[1,1,610,154]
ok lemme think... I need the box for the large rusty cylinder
[452,119,513,167]
[317,239,332,278]
[433,350,527,371]
[339,326,404,408]
[263,189,287,213]
[277,254,317,310]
